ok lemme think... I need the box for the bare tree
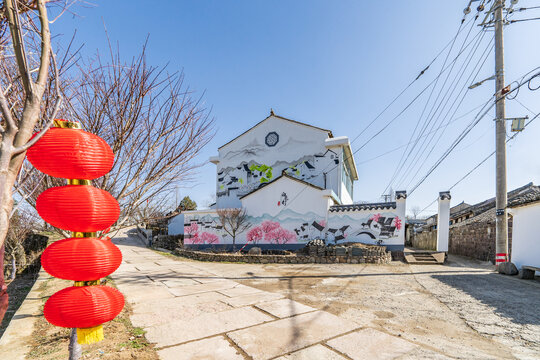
[17,41,215,232]
[0,0,63,324]
[4,210,35,280]
[410,206,421,220]
[217,208,251,252]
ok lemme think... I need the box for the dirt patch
[27,276,158,360]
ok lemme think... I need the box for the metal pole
[494,0,508,266]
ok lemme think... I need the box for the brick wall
[448,218,513,263]
[410,230,436,250]
[409,217,513,263]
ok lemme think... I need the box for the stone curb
[0,269,50,360]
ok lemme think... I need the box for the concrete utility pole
[494,0,508,266]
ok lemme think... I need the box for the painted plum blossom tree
[246,226,263,244]
[265,227,296,244]
[260,220,280,234]
[184,222,199,244]
[248,220,297,245]
[199,232,219,244]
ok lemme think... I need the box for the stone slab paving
[255,299,316,319]
[275,344,346,360]
[0,270,51,360]
[222,291,285,307]
[227,311,358,359]
[326,328,418,360]
[111,229,425,359]
[145,306,272,347]
[157,336,244,360]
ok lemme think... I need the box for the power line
[356,102,489,165]
[408,68,540,196]
[399,36,495,190]
[388,21,491,192]
[348,16,478,147]
[418,105,539,215]
[283,4,490,209]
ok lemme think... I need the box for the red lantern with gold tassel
[28,119,124,345]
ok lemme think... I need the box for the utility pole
[494,0,508,266]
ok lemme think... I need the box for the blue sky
[52,1,540,216]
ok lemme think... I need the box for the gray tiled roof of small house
[451,182,538,219]
[329,202,396,212]
[508,186,540,208]
[451,183,540,227]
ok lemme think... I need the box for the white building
[169,111,407,251]
[508,192,540,273]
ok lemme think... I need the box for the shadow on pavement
[432,273,540,326]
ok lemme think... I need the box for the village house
[169,111,407,251]
[410,182,540,264]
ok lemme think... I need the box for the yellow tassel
[77,325,104,344]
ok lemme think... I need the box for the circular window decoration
[265,132,279,147]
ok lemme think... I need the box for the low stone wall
[152,234,183,251]
[409,217,513,263]
[410,230,437,251]
[173,247,392,264]
[449,218,513,263]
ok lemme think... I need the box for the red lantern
[36,185,120,232]
[44,286,124,329]
[26,127,114,180]
[41,238,122,281]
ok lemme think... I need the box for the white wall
[168,213,184,235]
[510,202,540,272]
[214,115,346,208]
[241,176,329,219]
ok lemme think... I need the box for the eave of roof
[239,173,324,200]
[329,202,396,212]
[218,112,333,150]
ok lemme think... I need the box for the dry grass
[27,276,158,360]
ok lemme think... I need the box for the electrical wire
[347,16,478,147]
[408,68,540,196]
[418,106,539,215]
[382,17,484,196]
[356,101,489,165]
[400,36,495,191]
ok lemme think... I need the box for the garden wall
[410,216,513,263]
[173,246,392,264]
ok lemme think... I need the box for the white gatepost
[395,190,407,246]
[437,191,451,252]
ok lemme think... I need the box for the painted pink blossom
[393,216,402,230]
[200,232,219,244]
[260,220,280,234]
[319,220,327,228]
[370,213,382,223]
[265,227,297,244]
[184,222,200,244]
[247,226,264,243]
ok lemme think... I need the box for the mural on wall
[216,149,339,199]
[183,209,402,247]
[327,212,402,245]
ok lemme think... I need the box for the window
[341,151,354,198]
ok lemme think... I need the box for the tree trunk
[10,256,16,281]
[0,244,8,324]
[68,328,82,360]
[232,236,236,252]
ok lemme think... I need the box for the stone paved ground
[112,229,434,359]
[112,228,540,360]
